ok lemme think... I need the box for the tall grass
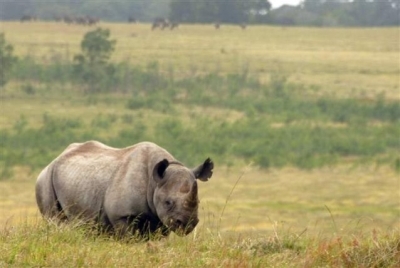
[1,218,398,267]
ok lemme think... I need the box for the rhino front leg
[111,215,140,238]
[110,215,170,239]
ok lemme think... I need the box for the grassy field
[2,22,399,99]
[1,166,399,267]
[0,22,399,266]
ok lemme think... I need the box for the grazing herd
[20,15,38,22]
[51,15,99,26]
[21,14,99,25]
[56,15,99,26]
[19,15,247,30]
[151,17,179,30]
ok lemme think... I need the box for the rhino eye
[164,199,174,210]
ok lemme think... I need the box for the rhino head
[152,158,213,236]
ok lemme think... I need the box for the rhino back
[52,141,132,221]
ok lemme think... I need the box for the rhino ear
[192,158,214,182]
[153,159,169,184]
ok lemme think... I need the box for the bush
[0,33,18,87]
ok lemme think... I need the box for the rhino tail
[50,164,68,221]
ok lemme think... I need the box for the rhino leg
[112,216,137,238]
[107,214,149,238]
[109,214,170,239]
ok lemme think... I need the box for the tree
[249,0,272,23]
[0,33,18,88]
[73,28,116,93]
[77,28,115,65]
[216,0,246,23]
[372,0,400,26]
[169,0,219,23]
[251,0,272,15]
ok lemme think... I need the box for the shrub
[0,33,18,87]
[73,28,116,93]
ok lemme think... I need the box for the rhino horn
[186,181,198,207]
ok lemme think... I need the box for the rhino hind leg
[35,165,67,221]
[110,215,148,239]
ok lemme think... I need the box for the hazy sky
[270,0,302,9]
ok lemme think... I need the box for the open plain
[0,22,399,267]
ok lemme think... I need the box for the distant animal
[240,23,247,30]
[35,141,214,238]
[128,16,137,23]
[75,16,88,25]
[152,17,169,30]
[20,15,37,22]
[86,16,99,26]
[53,15,62,22]
[214,22,220,29]
[169,22,179,30]
[63,15,74,24]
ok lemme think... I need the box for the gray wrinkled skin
[35,141,213,238]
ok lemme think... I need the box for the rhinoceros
[35,141,213,237]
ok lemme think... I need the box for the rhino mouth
[166,217,199,236]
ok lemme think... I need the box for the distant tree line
[284,0,399,27]
[1,0,398,26]
[169,0,399,26]
[0,0,168,22]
